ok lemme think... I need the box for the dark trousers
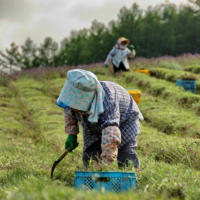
[113,62,130,74]
[82,139,140,168]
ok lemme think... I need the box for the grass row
[45,75,200,171]
[149,68,200,91]
[184,65,200,74]
[4,154,200,200]
[97,74,200,168]
[2,72,200,199]
[0,85,27,136]
[139,122,200,171]
[124,71,200,116]
[0,78,84,199]
[131,54,200,71]
[99,73,200,139]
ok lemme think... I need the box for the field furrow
[1,65,200,200]
[149,68,200,92]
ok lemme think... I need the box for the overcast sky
[0,0,189,52]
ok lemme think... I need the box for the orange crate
[135,69,150,75]
[127,89,142,104]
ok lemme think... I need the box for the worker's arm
[100,98,121,165]
[126,45,136,58]
[63,108,79,150]
[64,108,79,135]
[104,48,117,66]
[101,126,121,164]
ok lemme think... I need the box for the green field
[1,57,200,200]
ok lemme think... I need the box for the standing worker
[56,69,143,168]
[104,37,135,73]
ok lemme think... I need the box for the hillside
[1,54,200,200]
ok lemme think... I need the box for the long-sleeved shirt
[104,45,136,70]
[63,81,143,162]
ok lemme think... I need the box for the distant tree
[54,38,69,66]
[188,0,200,8]
[0,58,8,69]
[21,37,37,69]
[39,37,58,67]
[87,20,108,62]
[1,1,200,68]
[116,3,142,41]
[0,43,22,67]
[175,5,199,54]
[159,3,177,55]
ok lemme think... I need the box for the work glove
[129,45,134,51]
[65,135,79,151]
[104,63,108,68]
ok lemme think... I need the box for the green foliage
[0,43,22,68]
[188,0,200,7]
[0,37,58,70]
[21,38,37,69]
[39,37,58,67]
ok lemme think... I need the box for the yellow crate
[127,89,142,104]
[135,69,150,75]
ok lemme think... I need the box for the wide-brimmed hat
[117,37,130,45]
[58,69,105,122]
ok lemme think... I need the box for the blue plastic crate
[75,171,136,193]
[176,79,196,93]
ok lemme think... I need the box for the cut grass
[184,65,200,74]
[124,71,200,116]
[11,79,64,140]
[7,81,42,140]
[0,86,26,136]
[2,68,200,199]
[139,92,200,138]
[149,68,200,90]
[98,72,200,139]
[139,122,200,170]
[1,119,200,200]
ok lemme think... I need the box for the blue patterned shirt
[64,81,143,151]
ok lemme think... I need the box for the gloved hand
[129,45,134,51]
[65,135,79,151]
[104,64,108,68]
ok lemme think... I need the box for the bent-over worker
[56,69,143,168]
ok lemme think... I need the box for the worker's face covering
[58,69,105,123]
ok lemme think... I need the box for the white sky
[0,0,189,52]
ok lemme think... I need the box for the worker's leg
[83,139,140,168]
[113,63,120,74]
[120,62,130,72]
[82,139,102,168]
[117,139,140,168]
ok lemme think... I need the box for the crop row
[124,72,200,116]
[2,74,200,199]
[185,65,200,74]
[149,68,200,91]
[139,122,200,170]
[46,77,200,173]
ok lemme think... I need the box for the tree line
[0,0,200,69]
